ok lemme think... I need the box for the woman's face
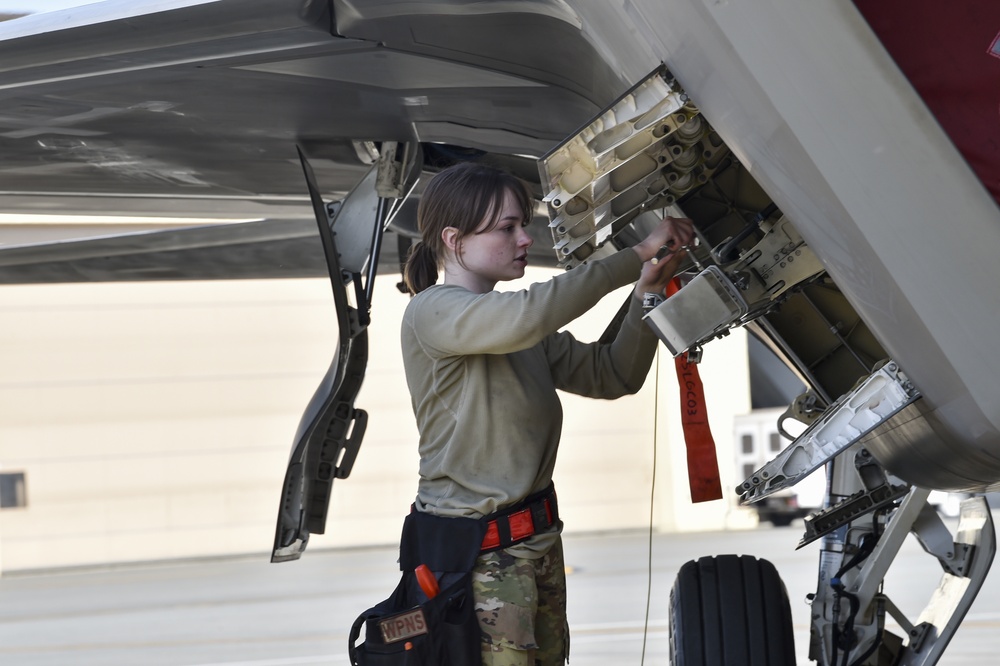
[450,187,533,292]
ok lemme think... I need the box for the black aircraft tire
[669,554,796,666]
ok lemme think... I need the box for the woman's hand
[634,245,687,299]
[632,216,695,298]
[632,216,695,263]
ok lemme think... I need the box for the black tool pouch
[348,511,487,666]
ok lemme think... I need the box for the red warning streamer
[666,278,724,503]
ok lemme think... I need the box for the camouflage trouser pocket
[473,538,568,666]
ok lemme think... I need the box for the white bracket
[740,361,919,504]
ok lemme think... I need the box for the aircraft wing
[0,0,625,281]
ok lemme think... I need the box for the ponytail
[403,241,438,295]
[405,162,532,295]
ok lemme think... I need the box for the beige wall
[0,268,754,574]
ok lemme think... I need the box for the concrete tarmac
[1,520,997,665]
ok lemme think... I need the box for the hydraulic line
[830,513,885,666]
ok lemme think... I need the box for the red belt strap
[667,278,724,503]
[481,486,558,552]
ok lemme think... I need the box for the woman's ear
[441,226,460,253]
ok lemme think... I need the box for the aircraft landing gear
[669,554,796,665]
[807,487,995,666]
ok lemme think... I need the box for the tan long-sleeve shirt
[401,249,658,557]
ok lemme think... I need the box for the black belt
[480,484,559,552]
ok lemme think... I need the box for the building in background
[0,268,759,575]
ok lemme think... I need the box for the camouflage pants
[473,537,568,666]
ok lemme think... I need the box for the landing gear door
[271,149,373,563]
